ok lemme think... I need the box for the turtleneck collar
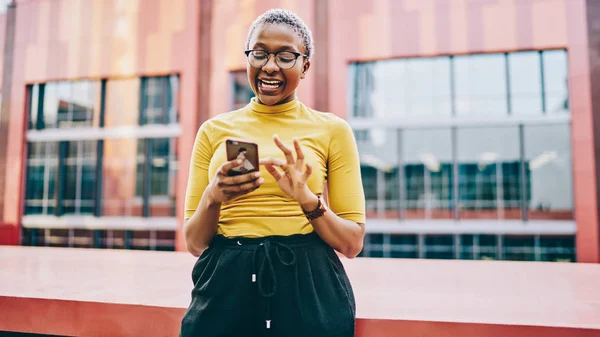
[249,97,299,114]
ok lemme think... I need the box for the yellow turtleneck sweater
[184,98,366,238]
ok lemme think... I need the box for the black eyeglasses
[244,50,307,70]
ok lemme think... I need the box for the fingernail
[254,172,261,178]
[257,178,264,184]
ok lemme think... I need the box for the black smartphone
[225,139,259,176]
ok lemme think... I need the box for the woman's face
[247,24,310,106]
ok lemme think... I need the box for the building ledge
[0,246,599,337]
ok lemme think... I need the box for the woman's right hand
[206,159,264,204]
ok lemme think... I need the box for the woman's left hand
[260,135,315,204]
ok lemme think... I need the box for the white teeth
[261,80,281,85]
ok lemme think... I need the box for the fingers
[219,159,244,176]
[260,157,286,166]
[221,178,264,195]
[218,171,262,187]
[274,135,295,164]
[264,164,284,181]
[302,162,313,181]
[293,139,304,171]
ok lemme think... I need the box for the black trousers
[179,232,356,337]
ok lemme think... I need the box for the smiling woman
[179,8,365,337]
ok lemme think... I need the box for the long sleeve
[184,121,214,221]
[326,117,366,224]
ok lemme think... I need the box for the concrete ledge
[1,246,599,337]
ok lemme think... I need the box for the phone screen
[226,139,259,176]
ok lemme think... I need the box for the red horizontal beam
[0,246,598,337]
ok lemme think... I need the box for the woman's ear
[301,60,311,79]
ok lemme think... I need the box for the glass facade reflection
[360,233,576,262]
[231,70,255,110]
[350,49,568,118]
[350,49,574,262]
[23,75,180,250]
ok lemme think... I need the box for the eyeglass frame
[244,49,308,70]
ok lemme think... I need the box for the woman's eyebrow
[251,43,298,52]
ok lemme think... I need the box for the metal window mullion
[376,168,385,218]
[42,143,51,214]
[55,141,68,216]
[450,56,456,116]
[418,233,425,259]
[473,234,480,260]
[75,141,83,214]
[505,53,511,115]
[161,77,168,124]
[424,166,431,219]
[497,161,504,219]
[534,234,541,261]
[139,78,148,125]
[452,126,460,220]
[94,80,106,219]
[143,139,152,218]
[497,234,504,260]
[454,234,461,259]
[397,128,405,219]
[519,124,528,221]
[539,51,547,113]
[37,84,45,130]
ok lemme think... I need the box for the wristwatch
[302,194,327,221]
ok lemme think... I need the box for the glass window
[503,235,535,261]
[543,50,569,113]
[508,51,542,114]
[389,234,418,258]
[231,71,254,110]
[43,81,100,129]
[404,57,452,116]
[140,75,179,125]
[28,85,40,130]
[24,142,58,215]
[105,78,141,127]
[478,235,498,260]
[102,139,142,216]
[403,128,453,219]
[135,138,178,217]
[356,129,399,217]
[540,236,575,262]
[350,58,451,118]
[524,124,573,220]
[424,235,454,259]
[454,53,507,115]
[457,127,522,219]
[63,141,97,215]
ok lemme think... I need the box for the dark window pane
[425,235,454,259]
[504,235,535,261]
[24,142,58,216]
[231,71,254,110]
[403,128,453,219]
[457,127,521,219]
[540,236,575,262]
[356,129,399,218]
[508,51,542,114]
[141,76,179,125]
[28,85,39,130]
[43,81,100,129]
[454,53,507,115]
[62,141,97,215]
